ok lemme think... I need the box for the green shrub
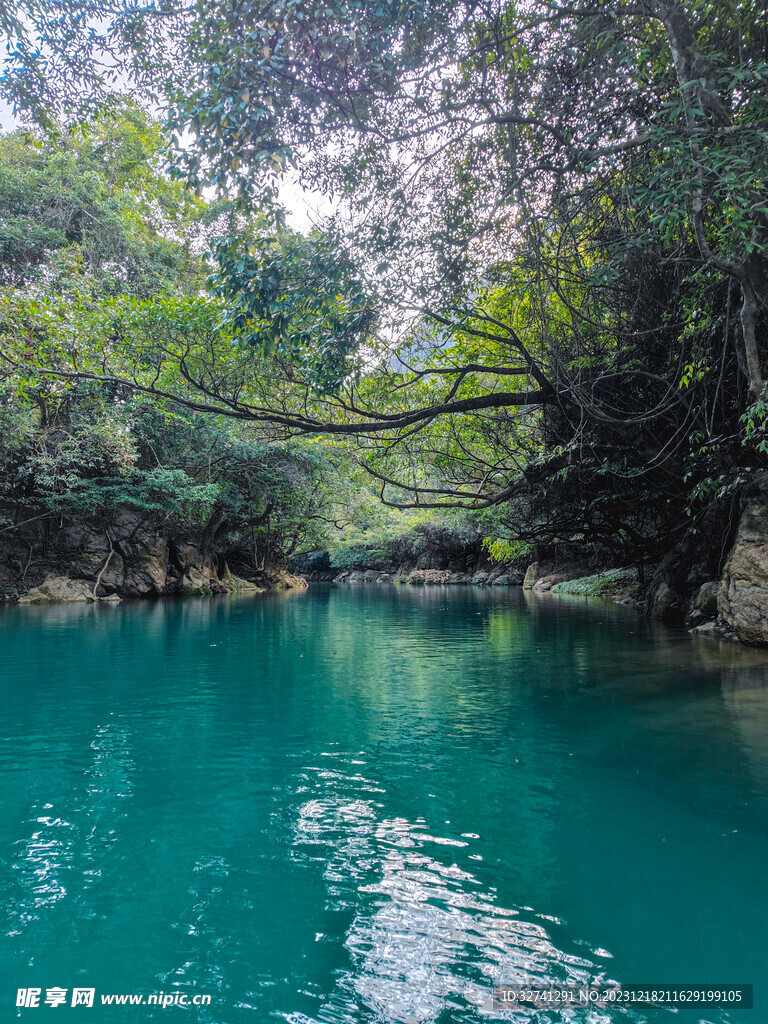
[330,545,389,569]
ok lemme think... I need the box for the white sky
[0,97,20,134]
[280,177,333,234]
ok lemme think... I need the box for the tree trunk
[93,530,115,598]
[741,282,764,398]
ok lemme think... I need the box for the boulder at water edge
[19,577,94,604]
[718,501,768,644]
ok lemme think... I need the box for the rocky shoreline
[300,497,768,647]
[308,561,751,645]
[307,564,522,587]
[15,566,306,605]
[7,495,768,646]
[0,510,307,605]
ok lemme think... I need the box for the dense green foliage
[0,101,207,295]
[1,0,767,573]
[0,107,349,567]
[325,516,485,571]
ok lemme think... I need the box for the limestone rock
[532,573,570,592]
[689,619,737,641]
[181,566,210,594]
[271,570,308,589]
[408,569,451,585]
[522,562,540,590]
[172,542,205,571]
[93,552,124,595]
[225,576,263,593]
[19,577,94,604]
[718,501,768,644]
[119,542,168,596]
[649,580,681,622]
[186,556,224,592]
[689,620,719,636]
[2,507,311,602]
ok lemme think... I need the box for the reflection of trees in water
[289,758,637,1024]
[720,665,768,783]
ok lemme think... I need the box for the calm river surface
[1,585,768,1022]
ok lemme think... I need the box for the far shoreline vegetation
[0,0,767,643]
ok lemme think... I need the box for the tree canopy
[0,104,351,572]
[1,0,767,562]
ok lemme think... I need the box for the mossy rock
[552,568,639,599]
[225,576,263,594]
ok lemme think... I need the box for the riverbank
[306,563,523,587]
[7,489,768,646]
[300,497,768,648]
[311,562,748,644]
[11,566,307,605]
[0,510,307,605]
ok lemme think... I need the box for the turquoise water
[1,585,768,1022]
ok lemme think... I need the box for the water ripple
[287,758,645,1024]
[4,723,134,938]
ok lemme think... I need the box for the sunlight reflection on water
[288,758,644,1024]
[5,723,133,938]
